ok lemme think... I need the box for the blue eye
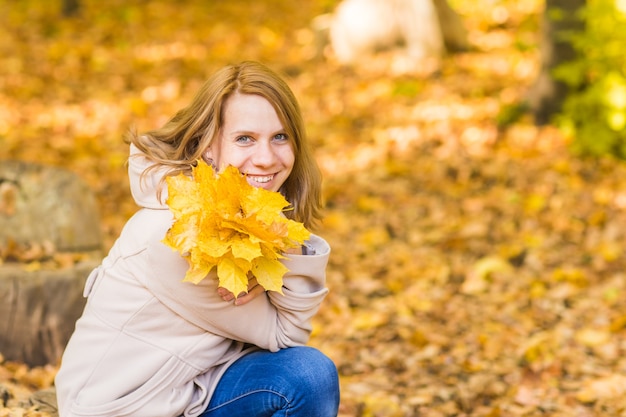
[274,133,288,142]
[236,136,253,143]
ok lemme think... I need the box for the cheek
[282,147,296,170]
[217,147,247,170]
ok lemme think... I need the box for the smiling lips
[247,174,274,184]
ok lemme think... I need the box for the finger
[234,284,265,306]
[247,277,258,291]
[217,287,235,302]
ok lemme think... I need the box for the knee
[277,347,339,415]
[285,347,340,402]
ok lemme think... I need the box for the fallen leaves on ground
[314,131,626,416]
[2,0,626,416]
[0,239,96,270]
[0,353,56,417]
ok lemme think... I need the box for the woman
[55,61,340,417]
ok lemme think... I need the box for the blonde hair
[129,61,323,229]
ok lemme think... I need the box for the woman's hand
[217,276,266,306]
[283,245,303,255]
[217,245,302,305]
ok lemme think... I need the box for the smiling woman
[136,61,323,230]
[54,61,339,417]
[205,92,296,193]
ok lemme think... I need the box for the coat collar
[128,144,170,210]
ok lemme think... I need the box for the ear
[202,147,217,171]
[203,147,214,161]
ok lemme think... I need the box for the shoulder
[128,143,171,209]
[115,208,174,255]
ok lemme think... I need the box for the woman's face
[206,93,295,192]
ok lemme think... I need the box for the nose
[252,140,277,167]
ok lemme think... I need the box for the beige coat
[55,145,330,417]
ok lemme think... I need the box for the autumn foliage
[163,162,309,296]
[3,0,626,416]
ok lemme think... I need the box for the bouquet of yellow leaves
[162,160,310,298]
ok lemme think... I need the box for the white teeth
[249,175,273,183]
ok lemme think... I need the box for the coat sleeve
[139,212,330,352]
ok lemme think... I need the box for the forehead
[223,92,273,113]
[221,93,284,129]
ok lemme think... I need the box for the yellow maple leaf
[252,256,289,293]
[162,161,310,297]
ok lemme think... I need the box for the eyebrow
[228,129,287,136]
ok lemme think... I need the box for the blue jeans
[200,346,340,417]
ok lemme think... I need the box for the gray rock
[0,160,102,252]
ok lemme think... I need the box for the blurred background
[2,0,626,416]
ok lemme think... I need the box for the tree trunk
[0,262,97,366]
[62,0,80,17]
[527,0,586,125]
[433,0,469,52]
